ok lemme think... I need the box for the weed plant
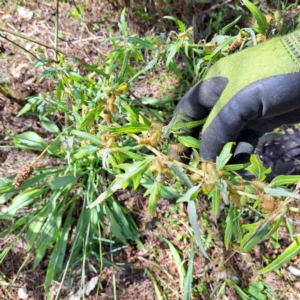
[1,1,300,298]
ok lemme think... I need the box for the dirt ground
[1,1,300,299]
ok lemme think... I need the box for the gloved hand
[171,29,300,163]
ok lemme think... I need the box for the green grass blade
[0,188,43,219]
[26,206,48,251]
[243,0,268,34]
[145,269,163,300]
[258,236,300,274]
[32,212,62,269]
[13,131,47,151]
[183,245,194,300]
[45,200,75,289]
[0,213,34,238]
[216,142,234,171]
[269,175,300,188]
[224,213,233,250]
[220,16,242,35]
[163,238,186,290]
[118,49,129,82]
[227,279,250,300]
[242,221,270,252]
[187,201,209,259]
[229,206,243,240]
[71,130,104,146]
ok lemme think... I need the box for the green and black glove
[172,29,300,163]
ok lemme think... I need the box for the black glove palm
[172,29,300,163]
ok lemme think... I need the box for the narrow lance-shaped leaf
[33,213,62,269]
[0,188,43,219]
[163,238,186,290]
[177,136,200,149]
[243,0,268,34]
[13,132,47,151]
[245,154,271,180]
[269,175,300,188]
[144,180,161,216]
[45,201,75,288]
[220,16,242,35]
[87,156,156,209]
[224,213,233,250]
[166,163,209,258]
[216,142,234,171]
[183,244,194,300]
[209,185,220,216]
[118,49,129,82]
[241,220,270,252]
[258,235,300,274]
[164,16,186,32]
[229,206,243,241]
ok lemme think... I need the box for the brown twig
[0,27,69,57]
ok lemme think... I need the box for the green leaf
[13,132,47,151]
[216,142,234,171]
[166,40,182,66]
[110,198,140,243]
[269,175,300,188]
[49,173,83,189]
[0,188,43,219]
[117,157,156,190]
[103,203,127,243]
[218,179,229,205]
[0,212,34,238]
[163,238,186,289]
[71,130,104,146]
[32,212,62,269]
[120,148,144,161]
[177,136,200,149]
[73,145,99,159]
[118,49,129,82]
[26,206,48,251]
[87,156,156,209]
[118,8,128,35]
[128,58,158,82]
[177,184,201,203]
[220,16,242,35]
[169,162,209,258]
[227,279,250,300]
[243,0,268,34]
[45,201,74,289]
[264,187,300,200]
[77,107,102,130]
[127,36,156,50]
[187,200,209,259]
[241,220,271,252]
[286,217,294,241]
[41,117,60,133]
[229,206,243,240]
[258,235,300,274]
[164,16,186,32]
[209,185,220,216]
[209,36,236,60]
[171,119,206,133]
[103,122,150,134]
[224,213,233,250]
[245,154,271,180]
[140,175,180,199]
[144,180,161,216]
[0,177,13,194]
[248,282,266,300]
[145,270,163,300]
[183,245,194,300]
